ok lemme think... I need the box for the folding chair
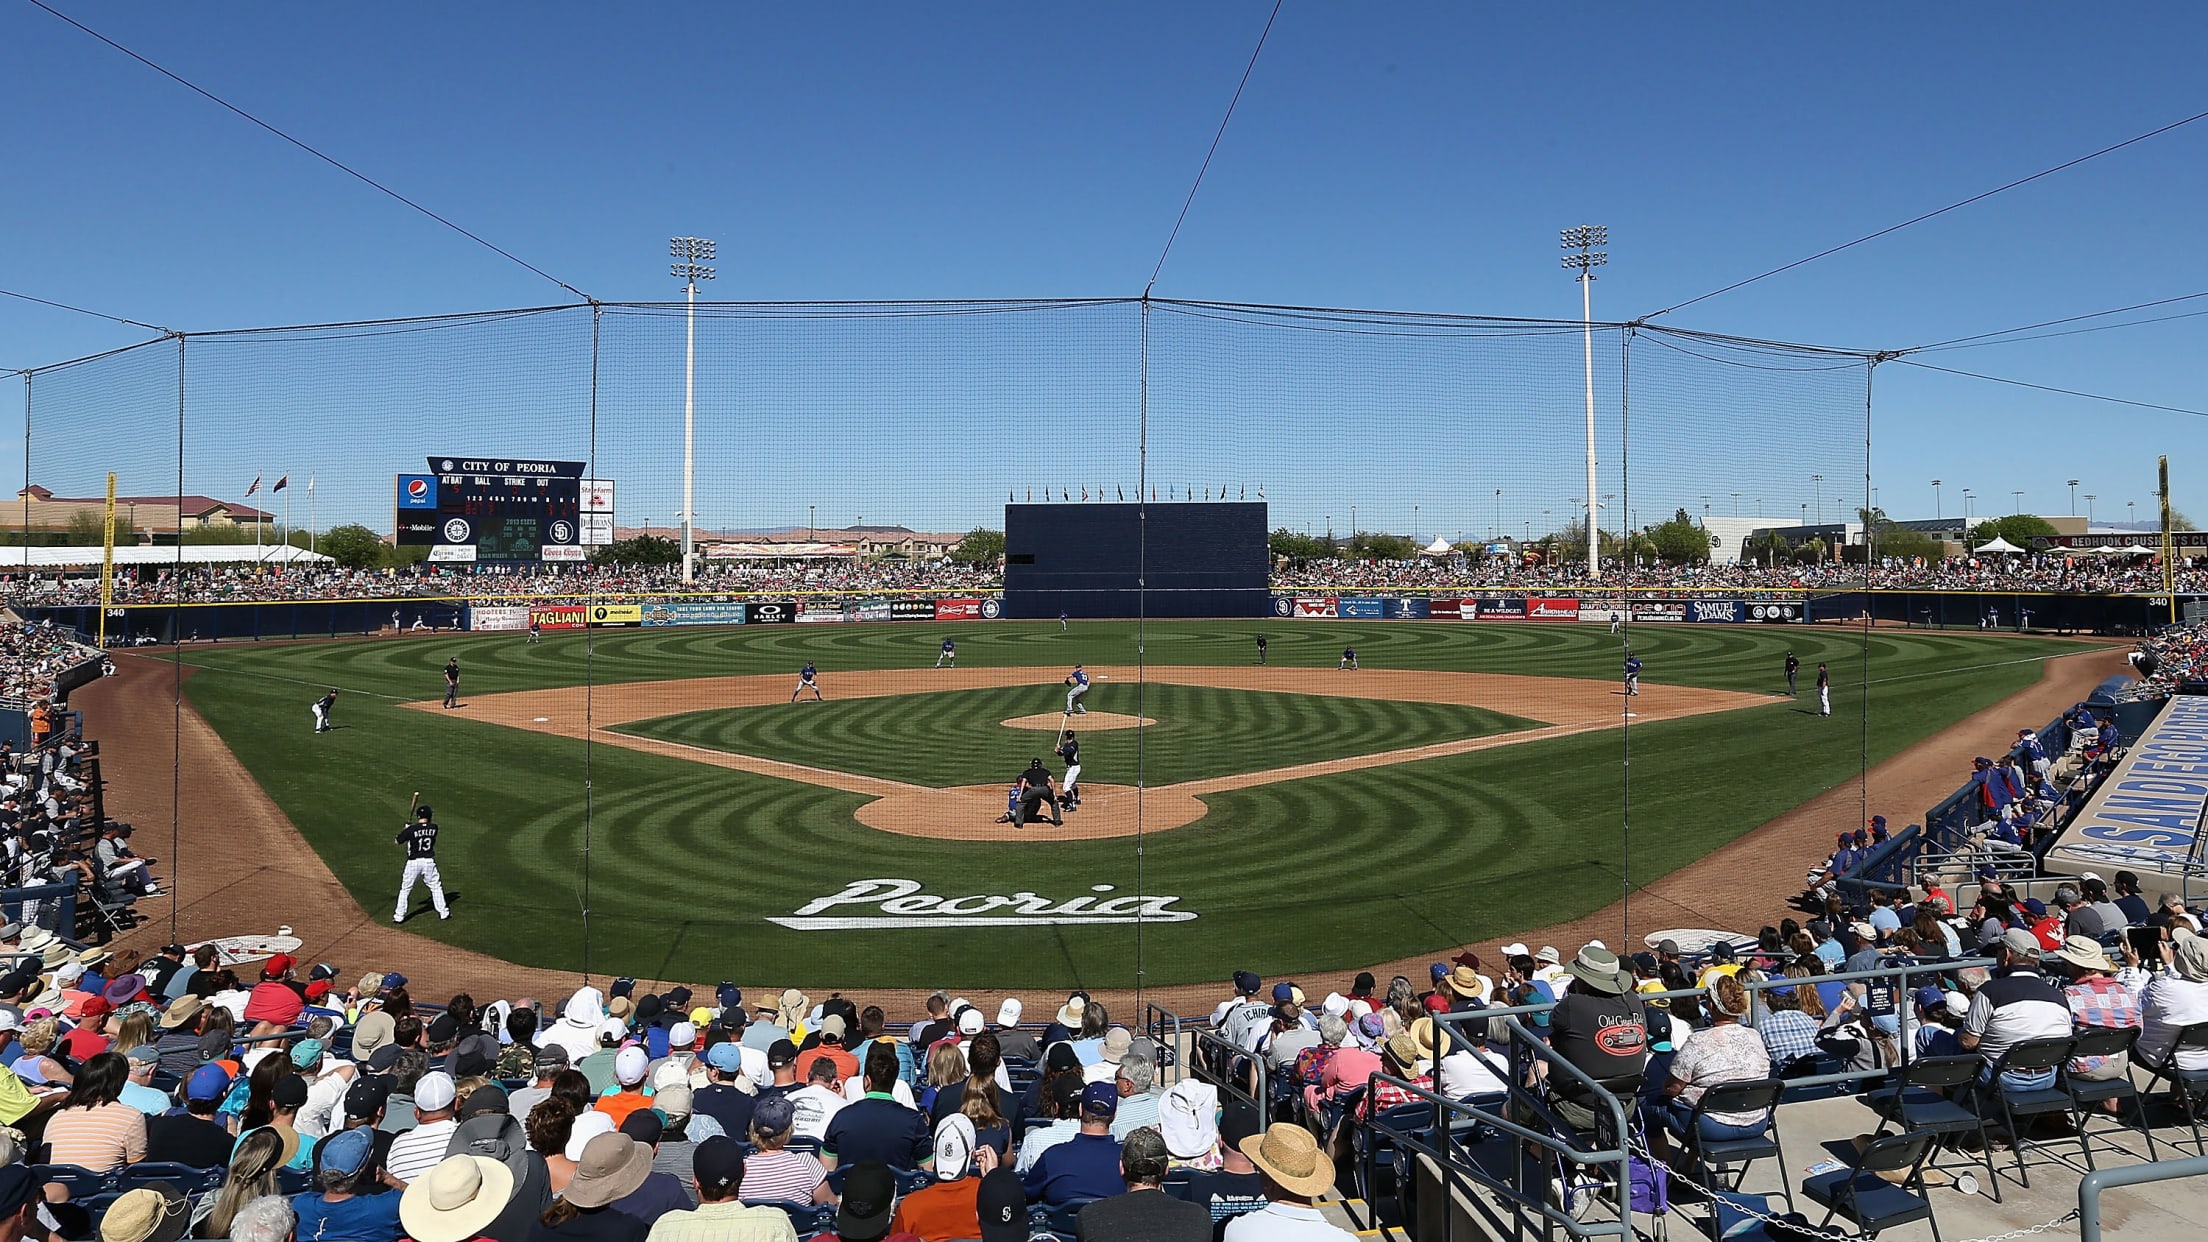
[1802,1130,1941,1242]
[2134,1019,2208,1156]
[1674,1079,1790,1212]
[1355,1100,1431,1208]
[1863,1054,1998,1199]
[1971,1036,2081,1191]
[2063,1025,2154,1165]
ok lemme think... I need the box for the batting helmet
[416,806,433,819]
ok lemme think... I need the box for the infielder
[1783,650,1800,697]
[1623,652,1642,697]
[1056,729,1082,811]
[394,804,450,923]
[792,662,824,702]
[936,638,956,669]
[1338,646,1358,671]
[1255,635,1267,666]
[1063,665,1089,715]
[1816,662,1831,716]
[310,689,338,734]
[527,618,542,644]
[442,658,460,709]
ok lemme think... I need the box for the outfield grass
[614,683,1537,787]
[162,622,2103,986]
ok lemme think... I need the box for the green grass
[612,683,1537,787]
[160,621,2105,986]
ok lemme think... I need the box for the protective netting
[9,300,1891,993]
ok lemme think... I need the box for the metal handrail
[1187,1027,1267,1118]
[2079,1154,2208,1241]
[1143,1002,1185,1085]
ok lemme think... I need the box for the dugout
[1001,501,1268,619]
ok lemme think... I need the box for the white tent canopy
[1421,537,1453,555]
[2118,544,2158,556]
[1,544,335,569]
[2087,545,2121,555]
[1973,535,2025,554]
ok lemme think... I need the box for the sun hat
[98,1183,191,1242]
[1321,992,1350,1017]
[564,1110,617,1162]
[1240,1122,1336,1197]
[1565,945,1630,995]
[1441,964,1483,999]
[563,1132,653,1208]
[976,1166,1026,1242]
[1407,1016,1438,1059]
[1099,1028,1133,1065]
[2174,935,2208,983]
[1535,946,1561,966]
[1055,994,1087,1027]
[996,998,1023,1027]
[1157,1079,1221,1160]
[933,1113,976,1180]
[838,1162,898,1236]
[775,989,808,1028]
[157,995,204,1030]
[400,1154,514,1242]
[613,1046,649,1087]
[101,974,146,1006]
[1382,1032,1421,1069]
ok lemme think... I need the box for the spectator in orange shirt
[889,1114,988,1242]
[794,1014,860,1086]
[593,1046,654,1128]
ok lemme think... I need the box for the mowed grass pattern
[160,621,2105,986]
[614,683,1538,788]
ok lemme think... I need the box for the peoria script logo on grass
[769,879,1197,930]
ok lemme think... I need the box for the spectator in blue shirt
[1022,1082,1125,1207]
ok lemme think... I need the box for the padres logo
[1273,597,1293,617]
[549,519,575,543]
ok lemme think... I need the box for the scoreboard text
[395,456,587,563]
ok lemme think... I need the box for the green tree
[1646,508,1712,565]
[1269,527,1327,562]
[1347,532,1416,560]
[317,524,386,570]
[588,535,680,568]
[61,510,136,546]
[2170,508,2197,532]
[1965,514,2058,549]
[180,523,258,545]
[947,527,1005,566]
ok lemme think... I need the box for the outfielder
[442,658,460,709]
[1063,665,1089,715]
[1816,662,1831,716]
[310,689,338,734]
[936,638,956,669]
[528,618,542,644]
[394,804,449,923]
[792,662,824,702]
[1623,652,1641,697]
[1338,646,1358,671]
[1056,729,1082,811]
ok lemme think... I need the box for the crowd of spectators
[6,550,2206,610]
[0,624,103,707]
[1270,553,2208,595]
[2125,620,2208,697]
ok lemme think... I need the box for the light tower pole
[2084,494,2096,526]
[1931,479,1943,522]
[2068,479,2080,516]
[670,236,717,584]
[1562,225,1607,579]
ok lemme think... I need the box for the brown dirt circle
[1000,711,1153,732]
[431,666,1769,842]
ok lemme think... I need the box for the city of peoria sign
[770,878,1197,930]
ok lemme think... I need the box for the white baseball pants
[396,858,448,921]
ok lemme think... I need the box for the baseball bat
[407,791,419,824]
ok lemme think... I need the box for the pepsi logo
[405,479,429,500]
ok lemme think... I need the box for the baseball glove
[1063,677,1074,686]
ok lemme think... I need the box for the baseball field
[156,619,2100,988]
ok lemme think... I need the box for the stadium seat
[1969,1037,2083,1193]
[2135,1020,2208,1157]
[1862,1054,1998,1199]
[1037,1197,1099,1237]
[1802,1131,1941,1242]
[31,1164,113,1200]
[2063,1025,2154,1166]
[118,1163,213,1194]
[1672,1079,1790,1214]
[1356,1100,1432,1207]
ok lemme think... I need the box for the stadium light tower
[1562,225,1607,578]
[671,236,717,584]
[2011,489,2024,515]
[1931,479,1943,521]
[2068,479,2080,516]
[2084,494,2097,526]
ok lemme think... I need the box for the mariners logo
[548,519,575,543]
[442,518,471,543]
[980,599,1003,619]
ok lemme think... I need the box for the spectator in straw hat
[402,1153,513,1242]
[2053,936,2139,1088]
[1223,1122,1352,1239]
[99,1182,192,1242]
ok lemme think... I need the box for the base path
[433,666,1767,841]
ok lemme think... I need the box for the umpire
[1013,758,1064,830]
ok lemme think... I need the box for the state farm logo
[442,518,471,542]
[770,879,1196,930]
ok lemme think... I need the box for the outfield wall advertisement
[487,598,1006,631]
[1273,595,1805,624]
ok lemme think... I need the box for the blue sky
[5,3,2206,536]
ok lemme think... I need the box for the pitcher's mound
[1000,711,1155,732]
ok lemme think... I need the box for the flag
[307,474,316,495]
[1081,486,1088,502]
[1151,487,1157,503]
[1239,484,1245,500]
[1026,488,1032,503]
[1008,490,1014,503]
[244,475,261,496]
[272,476,289,493]
[1117,485,1124,502]
[1062,488,1069,501]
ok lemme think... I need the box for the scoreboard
[395,455,588,563]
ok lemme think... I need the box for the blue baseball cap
[1914,986,1947,1013]
[1080,1081,1118,1120]
[321,1126,374,1177]
[705,1042,744,1072]
[186,1064,231,1101]
[1271,982,1295,1003]
[716,983,742,1010]
[1430,963,1450,982]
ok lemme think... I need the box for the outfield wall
[1269,594,1806,623]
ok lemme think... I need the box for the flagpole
[255,471,263,565]
[309,475,316,558]
[284,486,292,564]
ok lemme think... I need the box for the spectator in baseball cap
[1021,1082,1121,1206]
[825,1160,903,1241]
[142,1063,234,1168]
[890,1114,983,1239]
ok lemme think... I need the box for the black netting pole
[1618,327,1634,943]
[171,333,185,944]
[1134,296,1150,1007]
[1860,360,1878,844]
[581,305,601,985]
